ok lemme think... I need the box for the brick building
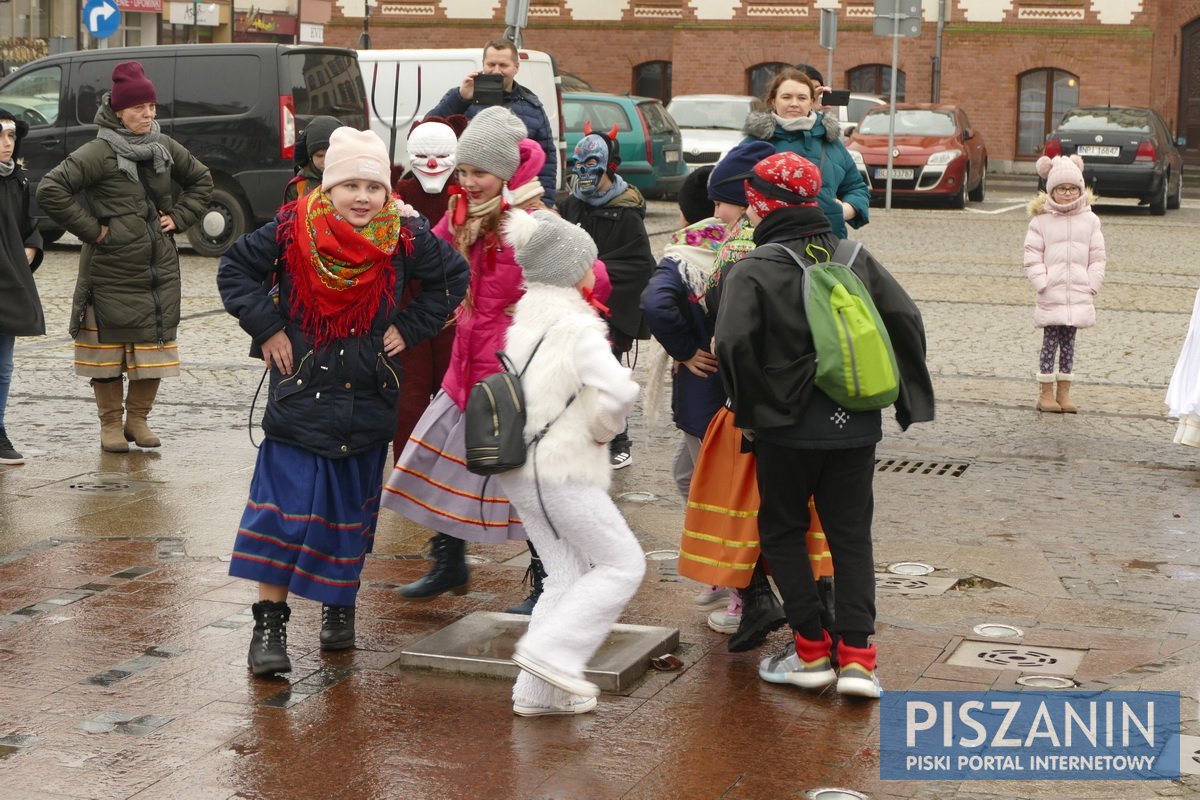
[321,0,1200,173]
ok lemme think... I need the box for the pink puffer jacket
[1023,196,1105,329]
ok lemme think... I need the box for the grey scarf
[0,160,13,178]
[97,118,173,184]
[773,111,819,132]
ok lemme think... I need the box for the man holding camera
[428,38,557,208]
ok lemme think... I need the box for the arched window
[633,61,672,104]
[848,64,905,100]
[746,62,791,100]
[1017,68,1079,158]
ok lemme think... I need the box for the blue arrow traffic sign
[84,0,122,40]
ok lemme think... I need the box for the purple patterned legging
[1039,325,1077,375]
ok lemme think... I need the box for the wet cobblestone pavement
[2,180,1200,798]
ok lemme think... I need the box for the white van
[356,47,563,190]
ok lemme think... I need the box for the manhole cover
[945,640,1085,675]
[807,789,869,800]
[43,473,160,495]
[875,458,968,477]
[644,549,678,561]
[888,562,933,575]
[1016,674,1076,689]
[875,573,958,595]
[973,623,1023,638]
[70,480,133,492]
[619,491,656,503]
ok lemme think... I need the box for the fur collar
[743,109,841,143]
[1027,188,1096,217]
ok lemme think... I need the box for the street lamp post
[192,0,199,43]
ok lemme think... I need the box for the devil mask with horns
[572,121,621,198]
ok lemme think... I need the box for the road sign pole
[885,11,900,210]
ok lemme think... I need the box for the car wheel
[185,186,251,257]
[1149,174,1168,216]
[951,168,968,209]
[1168,171,1182,210]
[968,164,987,202]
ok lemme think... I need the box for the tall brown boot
[124,378,161,447]
[1036,374,1060,413]
[91,378,128,452]
[1055,377,1077,414]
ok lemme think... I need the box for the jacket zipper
[276,349,313,390]
[836,308,860,397]
[378,353,400,388]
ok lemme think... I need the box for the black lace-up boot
[397,533,470,599]
[728,559,787,652]
[505,554,546,615]
[319,604,356,651]
[248,600,291,676]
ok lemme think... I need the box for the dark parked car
[1042,105,1184,215]
[563,91,686,198]
[846,103,988,208]
[0,44,369,255]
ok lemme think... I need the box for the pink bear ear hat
[1036,153,1085,192]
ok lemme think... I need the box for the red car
[847,103,989,208]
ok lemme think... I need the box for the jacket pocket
[376,352,403,403]
[272,349,314,402]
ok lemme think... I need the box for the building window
[1017,68,1079,157]
[633,61,671,103]
[746,62,790,99]
[848,64,905,100]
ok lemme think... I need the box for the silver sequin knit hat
[503,209,597,288]
[456,106,527,181]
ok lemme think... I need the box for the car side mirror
[963,129,973,141]
[1178,136,1188,147]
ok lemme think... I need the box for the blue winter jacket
[741,110,870,239]
[641,255,727,439]
[217,212,469,458]
[429,81,557,207]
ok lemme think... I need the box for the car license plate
[874,168,914,180]
[665,150,680,163]
[1076,145,1120,157]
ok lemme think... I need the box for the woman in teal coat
[741,68,869,238]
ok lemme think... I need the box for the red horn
[583,120,593,136]
[607,124,619,140]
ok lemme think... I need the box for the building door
[1179,18,1200,163]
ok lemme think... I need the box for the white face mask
[407,122,457,193]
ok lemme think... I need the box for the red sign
[236,11,298,36]
[117,0,163,12]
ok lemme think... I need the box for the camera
[473,73,504,106]
[820,89,851,106]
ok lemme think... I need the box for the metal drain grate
[875,458,969,477]
[946,640,1086,676]
[69,479,133,492]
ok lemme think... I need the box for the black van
[0,44,368,256]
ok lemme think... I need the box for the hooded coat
[0,113,45,337]
[741,110,870,240]
[36,99,213,342]
[1023,191,1105,329]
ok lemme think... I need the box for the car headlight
[849,149,865,167]
[926,149,962,166]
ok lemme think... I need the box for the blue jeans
[0,334,13,429]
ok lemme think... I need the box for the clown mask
[407,121,458,193]
[572,133,610,197]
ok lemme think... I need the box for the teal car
[563,91,687,198]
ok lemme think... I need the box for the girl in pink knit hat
[1025,154,1107,413]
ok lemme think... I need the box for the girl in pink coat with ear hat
[1024,154,1106,413]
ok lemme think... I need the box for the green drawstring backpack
[764,240,900,411]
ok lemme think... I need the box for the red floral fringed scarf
[280,189,413,348]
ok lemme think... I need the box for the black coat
[714,207,934,445]
[0,166,44,336]
[217,213,469,458]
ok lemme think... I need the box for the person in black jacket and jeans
[217,129,468,677]
[714,151,934,699]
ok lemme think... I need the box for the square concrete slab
[1176,734,1200,776]
[945,639,1087,676]
[393,611,679,691]
[876,573,959,595]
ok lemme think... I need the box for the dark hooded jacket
[0,111,44,337]
[36,98,213,342]
[714,206,933,446]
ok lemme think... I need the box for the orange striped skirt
[679,407,832,589]
[73,306,180,379]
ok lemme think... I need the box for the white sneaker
[758,641,837,690]
[512,650,600,698]
[706,605,743,634]
[692,586,730,611]
[513,696,598,717]
[837,663,883,698]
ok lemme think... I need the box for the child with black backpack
[498,208,644,716]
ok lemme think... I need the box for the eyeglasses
[1052,186,1081,195]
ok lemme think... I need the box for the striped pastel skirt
[382,390,526,543]
[74,306,180,379]
[228,439,389,606]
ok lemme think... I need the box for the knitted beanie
[110,62,157,112]
[321,128,391,190]
[304,116,345,160]
[1037,154,1085,192]
[457,106,527,181]
[0,108,29,161]
[744,151,822,219]
[503,209,598,289]
[708,140,775,206]
[678,166,715,224]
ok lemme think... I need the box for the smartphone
[473,73,504,106]
[821,89,851,107]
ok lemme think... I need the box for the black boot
[319,604,355,651]
[248,600,291,676]
[397,533,470,599]
[505,554,546,615]
[728,559,787,652]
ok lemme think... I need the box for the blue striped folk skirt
[381,390,526,544]
[229,439,389,606]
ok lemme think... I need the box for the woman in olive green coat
[37,61,212,452]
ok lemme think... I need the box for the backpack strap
[831,239,863,269]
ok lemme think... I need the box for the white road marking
[967,203,1025,215]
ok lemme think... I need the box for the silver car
[667,94,765,171]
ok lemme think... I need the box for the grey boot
[123,378,162,447]
[505,555,546,615]
[91,378,128,452]
[319,604,355,651]
[248,600,291,676]
[397,533,470,599]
